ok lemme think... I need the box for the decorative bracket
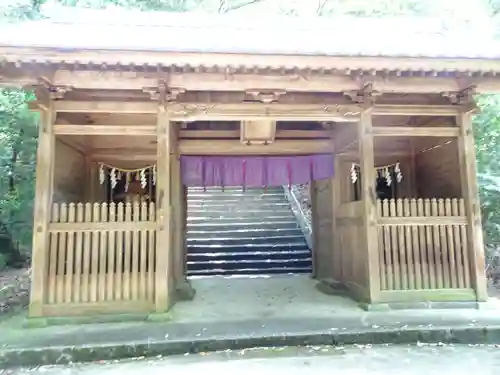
[343,83,382,107]
[37,77,72,100]
[441,85,477,106]
[143,82,186,105]
[245,90,287,104]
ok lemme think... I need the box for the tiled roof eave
[2,46,500,77]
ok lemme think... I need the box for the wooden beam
[53,124,156,136]
[180,130,239,139]
[0,68,494,94]
[456,113,488,302]
[91,149,156,162]
[54,101,158,114]
[167,102,361,121]
[51,100,362,121]
[373,104,464,116]
[276,130,331,139]
[372,127,459,137]
[52,125,333,139]
[177,139,332,155]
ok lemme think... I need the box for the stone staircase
[186,186,312,277]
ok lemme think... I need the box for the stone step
[187,221,298,232]
[188,208,294,216]
[187,215,296,224]
[188,242,308,254]
[188,196,288,204]
[187,234,307,246]
[185,184,311,277]
[187,258,312,270]
[187,266,312,276]
[187,187,284,193]
[188,249,311,262]
[186,228,303,239]
[187,192,285,199]
[187,201,291,208]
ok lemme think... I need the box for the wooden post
[358,109,381,303]
[332,155,342,281]
[171,149,185,285]
[457,112,488,301]
[155,109,172,312]
[29,100,56,317]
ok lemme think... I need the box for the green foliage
[474,95,500,245]
[0,89,38,249]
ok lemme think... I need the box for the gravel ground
[4,344,500,375]
[0,268,30,317]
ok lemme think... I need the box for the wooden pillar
[171,150,185,285]
[358,109,381,303]
[331,155,342,282]
[155,110,173,312]
[457,112,488,301]
[29,100,56,317]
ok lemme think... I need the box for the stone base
[360,301,481,311]
[146,312,172,322]
[174,279,196,301]
[315,278,349,297]
[23,313,151,328]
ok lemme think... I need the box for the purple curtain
[181,155,334,188]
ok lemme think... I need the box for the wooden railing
[377,198,471,291]
[45,202,157,314]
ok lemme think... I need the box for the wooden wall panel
[53,140,86,203]
[415,140,461,198]
[311,178,335,279]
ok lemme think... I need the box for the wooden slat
[99,203,108,302]
[410,199,422,290]
[56,204,68,303]
[73,204,84,303]
[123,203,133,301]
[115,203,125,301]
[81,203,92,303]
[131,203,140,301]
[389,199,400,290]
[147,202,156,302]
[377,201,386,291]
[47,204,59,304]
[140,203,148,300]
[89,203,100,303]
[106,203,117,301]
[64,204,76,303]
